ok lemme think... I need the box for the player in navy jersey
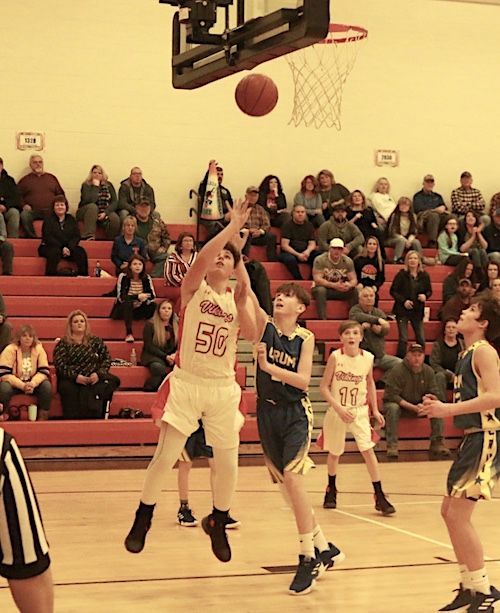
[422,293,500,613]
[250,282,343,595]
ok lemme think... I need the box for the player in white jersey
[125,191,256,562]
[319,320,395,515]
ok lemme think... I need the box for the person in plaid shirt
[241,186,277,261]
[451,171,489,226]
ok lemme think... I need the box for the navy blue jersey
[453,340,500,430]
[256,319,313,404]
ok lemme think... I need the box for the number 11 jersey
[329,348,373,409]
[176,279,239,379]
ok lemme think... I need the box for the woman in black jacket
[141,300,177,391]
[390,250,432,357]
[354,235,385,305]
[38,196,88,276]
[110,254,156,342]
[258,174,290,227]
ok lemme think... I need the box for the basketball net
[286,24,368,130]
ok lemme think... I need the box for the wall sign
[375,149,399,167]
[16,132,44,151]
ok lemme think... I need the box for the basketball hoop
[286,24,368,130]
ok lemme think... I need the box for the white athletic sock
[141,424,188,505]
[211,446,238,511]
[459,563,472,589]
[299,532,315,559]
[313,524,329,553]
[469,568,490,595]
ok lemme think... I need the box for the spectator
[110,255,156,343]
[413,174,449,248]
[346,189,386,258]
[437,217,469,266]
[164,231,197,287]
[241,186,277,261]
[54,310,120,419]
[369,177,396,229]
[312,238,358,319]
[354,236,385,302]
[385,197,423,264]
[293,175,324,227]
[383,343,451,460]
[483,206,500,264]
[317,202,364,256]
[430,318,463,403]
[278,204,320,280]
[38,196,88,277]
[442,257,479,303]
[77,164,120,240]
[349,286,402,373]
[258,174,290,228]
[491,278,500,301]
[439,278,475,322]
[111,215,148,275]
[457,210,488,269]
[0,157,21,237]
[198,161,232,240]
[141,300,177,391]
[18,154,65,238]
[390,250,432,357]
[134,197,171,277]
[450,171,489,226]
[118,167,156,221]
[0,324,52,421]
[317,168,350,221]
[0,300,12,354]
[0,211,13,276]
[478,260,500,292]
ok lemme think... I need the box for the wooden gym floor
[1,462,499,613]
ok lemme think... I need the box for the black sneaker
[225,515,241,529]
[467,590,498,612]
[124,503,155,553]
[202,514,231,563]
[374,492,396,516]
[288,555,321,595]
[177,505,198,527]
[315,542,346,578]
[323,486,337,509]
[438,584,472,611]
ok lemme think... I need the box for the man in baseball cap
[413,174,449,247]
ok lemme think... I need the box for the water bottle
[130,348,137,366]
[94,260,102,277]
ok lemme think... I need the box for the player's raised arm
[181,195,248,306]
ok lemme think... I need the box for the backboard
[159,0,330,89]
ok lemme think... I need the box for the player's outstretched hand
[419,395,450,418]
[233,228,250,252]
[227,198,250,230]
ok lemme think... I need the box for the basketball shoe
[225,515,241,529]
[439,584,500,611]
[177,504,198,527]
[467,589,499,612]
[289,555,321,595]
[315,542,346,578]
[323,486,337,509]
[374,491,396,516]
[124,502,155,553]
[202,513,231,562]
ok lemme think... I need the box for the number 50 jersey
[176,280,239,379]
[329,348,374,410]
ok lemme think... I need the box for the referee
[0,428,53,612]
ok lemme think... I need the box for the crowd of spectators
[1,155,500,435]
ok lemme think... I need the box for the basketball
[235,73,278,117]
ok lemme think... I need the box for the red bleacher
[1,225,462,451]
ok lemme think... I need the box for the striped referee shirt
[0,429,49,569]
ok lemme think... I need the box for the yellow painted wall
[1,0,499,220]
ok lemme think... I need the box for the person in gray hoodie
[317,202,364,256]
